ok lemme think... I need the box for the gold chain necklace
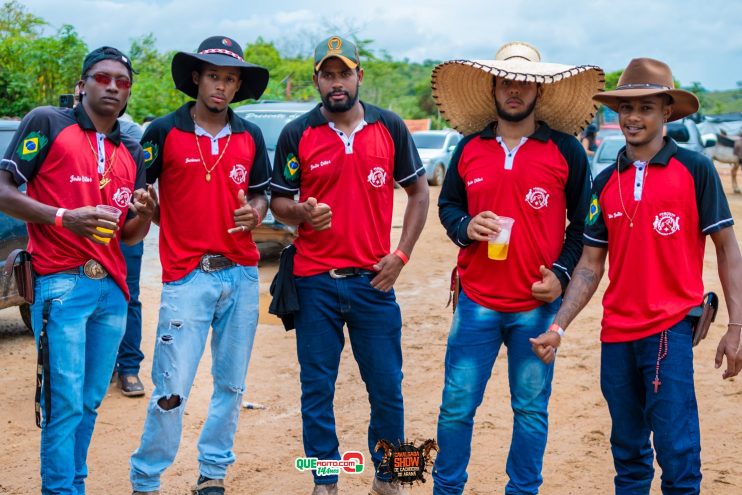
[616,157,649,228]
[193,113,232,182]
[85,131,118,189]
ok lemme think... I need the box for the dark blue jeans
[433,291,559,495]
[600,318,701,495]
[294,272,404,485]
[116,240,144,375]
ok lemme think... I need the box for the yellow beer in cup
[93,204,122,244]
[487,216,515,261]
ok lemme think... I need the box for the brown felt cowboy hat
[171,36,269,102]
[593,58,699,122]
[432,41,605,136]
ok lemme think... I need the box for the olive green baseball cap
[313,35,360,71]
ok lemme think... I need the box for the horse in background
[711,131,740,194]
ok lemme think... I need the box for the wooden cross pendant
[652,378,661,393]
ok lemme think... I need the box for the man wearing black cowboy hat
[531,58,742,494]
[128,36,270,495]
[0,45,155,494]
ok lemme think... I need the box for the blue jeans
[294,272,404,485]
[116,240,144,375]
[600,318,701,495]
[129,265,259,492]
[31,271,127,495]
[433,291,559,495]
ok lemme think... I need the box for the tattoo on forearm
[555,265,602,328]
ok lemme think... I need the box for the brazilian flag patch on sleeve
[283,153,300,183]
[586,193,600,226]
[141,141,159,169]
[16,131,48,161]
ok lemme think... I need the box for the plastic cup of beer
[92,204,122,244]
[487,216,515,260]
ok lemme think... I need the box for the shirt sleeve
[689,152,734,234]
[270,119,303,197]
[140,118,169,184]
[551,133,591,289]
[583,168,612,248]
[377,110,425,187]
[438,135,476,248]
[245,122,271,193]
[0,107,58,185]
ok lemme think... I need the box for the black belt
[328,268,375,279]
[51,260,108,280]
[200,254,235,273]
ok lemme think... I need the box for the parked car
[411,129,462,186]
[666,117,714,154]
[233,101,317,255]
[596,123,622,147]
[591,135,625,179]
[0,119,32,331]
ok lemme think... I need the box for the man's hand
[715,326,742,379]
[466,211,501,242]
[531,265,562,303]
[301,197,332,231]
[529,331,561,364]
[62,206,119,245]
[129,184,157,221]
[371,253,405,292]
[229,189,260,233]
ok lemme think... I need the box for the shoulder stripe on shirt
[553,262,571,280]
[248,177,271,190]
[272,182,299,193]
[583,233,608,244]
[397,165,425,184]
[702,218,734,233]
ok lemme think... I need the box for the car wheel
[19,303,32,333]
[430,163,445,186]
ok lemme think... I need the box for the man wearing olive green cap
[270,35,429,495]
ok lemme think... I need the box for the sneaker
[312,483,338,495]
[369,478,408,495]
[192,475,225,495]
[119,374,145,397]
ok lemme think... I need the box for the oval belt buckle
[83,260,107,280]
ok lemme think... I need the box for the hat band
[615,83,671,91]
[198,48,244,62]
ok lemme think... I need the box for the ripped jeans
[129,265,259,492]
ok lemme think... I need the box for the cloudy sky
[21,0,742,90]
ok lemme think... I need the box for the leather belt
[52,260,108,280]
[328,268,375,279]
[200,254,235,273]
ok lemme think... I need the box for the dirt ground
[1,166,741,495]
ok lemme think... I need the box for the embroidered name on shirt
[185,157,200,164]
[466,177,483,187]
[310,160,331,171]
[607,212,624,220]
[70,175,93,184]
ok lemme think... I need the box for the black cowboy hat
[171,36,269,102]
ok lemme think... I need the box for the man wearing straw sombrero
[129,36,271,495]
[432,41,602,494]
[531,58,742,494]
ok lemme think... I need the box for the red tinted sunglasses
[86,72,132,89]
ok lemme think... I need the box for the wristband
[393,249,409,265]
[55,208,67,228]
[728,323,742,327]
[548,323,565,338]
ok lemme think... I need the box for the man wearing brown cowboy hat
[531,58,742,493]
[432,41,603,494]
[128,36,271,495]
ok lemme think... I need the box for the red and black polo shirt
[584,138,733,343]
[270,102,425,277]
[439,123,590,313]
[143,102,270,282]
[0,104,145,299]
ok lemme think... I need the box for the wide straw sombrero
[593,58,698,122]
[432,42,605,136]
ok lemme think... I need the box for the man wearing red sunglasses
[0,46,155,495]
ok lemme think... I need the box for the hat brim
[171,52,269,102]
[593,88,699,122]
[432,59,605,136]
[314,54,358,72]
